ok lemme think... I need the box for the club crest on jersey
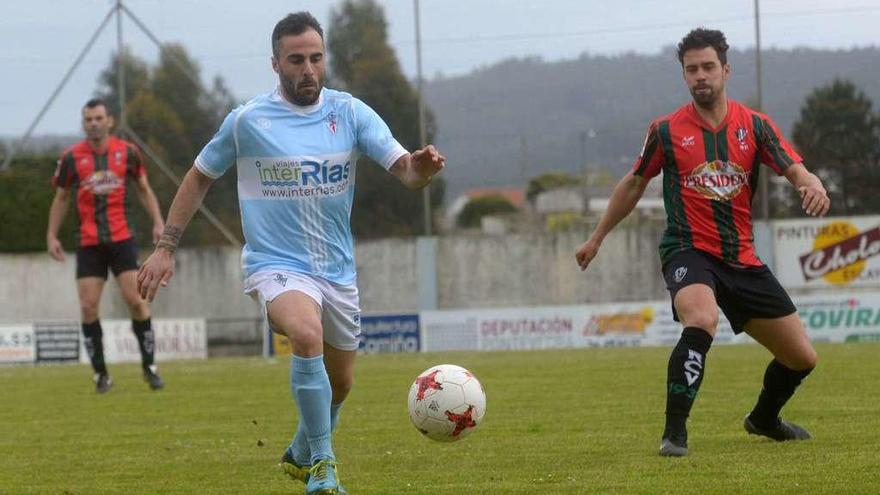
[736,127,749,151]
[681,135,696,147]
[326,111,338,134]
[683,160,749,201]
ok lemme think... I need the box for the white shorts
[244,270,361,351]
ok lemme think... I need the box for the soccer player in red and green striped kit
[576,28,830,457]
[47,98,166,393]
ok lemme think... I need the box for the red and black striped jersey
[632,99,802,267]
[52,136,146,247]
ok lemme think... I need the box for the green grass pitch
[1,343,878,494]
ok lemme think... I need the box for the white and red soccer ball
[407,364,487,442]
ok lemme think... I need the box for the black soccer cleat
[744,414,811,441]
[95,373,113,394]
[659,437,688,457]
[143,366,165,390]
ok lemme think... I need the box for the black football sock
[749,359,813,428]
[82,320,107,375]
[132,318,155,371]
[664,326,713,443]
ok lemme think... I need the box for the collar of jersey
[688,98,733,133]
[273,86,325,115]
[85,135,115,155]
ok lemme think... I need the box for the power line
[391,5,880,46]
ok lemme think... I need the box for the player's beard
[691,84,720,109]
[281,75,322,106]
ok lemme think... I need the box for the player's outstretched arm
[389,145,446,189]
[783,163,830,217]
[137,166,215,301]
[575,171,648,271]
[46,187,70,262]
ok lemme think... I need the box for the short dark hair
[677,28,729,66]
[83,98,109,113]
[272,12,324,58]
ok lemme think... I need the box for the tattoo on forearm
[162,225,183,241]
[157,225,183,253]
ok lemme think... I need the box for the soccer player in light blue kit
[136,12,444,494]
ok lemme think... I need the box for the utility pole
[754,0,770,220]
[116,0,125,126]
[414,0,432,235]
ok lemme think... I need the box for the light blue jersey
[195,87,408,284]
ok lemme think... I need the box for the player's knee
[285,325,323,356]
[126,299,149,320]
[79,301,100,322]
[792,347,818,371]
[685,311,719,333]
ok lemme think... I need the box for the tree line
[3,1,878,250]
[460,78,880,227]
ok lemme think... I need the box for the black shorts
[662,249,796,334]
[76,238,140,279]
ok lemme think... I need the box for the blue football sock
[331,402,342,431]
[288,401,344,465]
[290,355,334,464]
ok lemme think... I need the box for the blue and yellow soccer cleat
[280,450,310,484]
[306,459,343,495]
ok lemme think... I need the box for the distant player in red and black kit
[575,29,830,456]
[47,98,166,393]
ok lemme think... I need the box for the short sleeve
[352,98,408,169]
[195,109,238,178]
[631,122,664,179]
[756,115,802,175]
[52,151,76,188]
[126,143,146,179]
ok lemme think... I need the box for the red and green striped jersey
[52,136,146,247]
[632,99,802,267]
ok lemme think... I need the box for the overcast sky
[1,0,878,136]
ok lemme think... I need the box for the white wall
[1,227,669,324]
[6,217,872,343]
[0,247,260,324]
